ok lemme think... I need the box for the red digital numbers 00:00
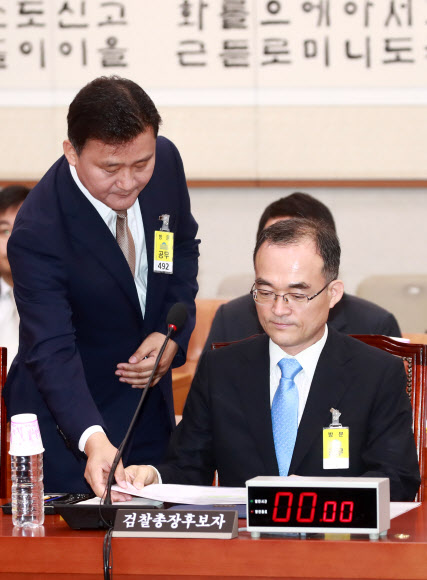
[271,492,354,524]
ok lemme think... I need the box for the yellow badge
[323,408,349,470]
[154,230,174,274]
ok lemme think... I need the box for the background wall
[2,1,427,180]
[2,104,427,180]
[2,1,427,331]
[190,186,427,303]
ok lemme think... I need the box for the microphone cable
[101,303,188,579]
[103,527,114,580]
[101,325,173,580]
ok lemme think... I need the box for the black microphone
[103,303,188,506]
[166,302,187,333]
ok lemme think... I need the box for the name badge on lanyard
[154,214,174,274]
[323,408,349,470]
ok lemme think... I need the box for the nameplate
[113,509,238,539]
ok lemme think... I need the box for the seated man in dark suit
[203,193,401,354]
[124,219,420,501]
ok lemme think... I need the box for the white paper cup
[9,414,45,456]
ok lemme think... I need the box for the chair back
[172,299,227,416]
[403,333,427,345]
[211,335,263,351]
[352,335,426,501]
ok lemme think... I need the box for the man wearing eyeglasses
[122,218,420,501]
[202,192,401,354]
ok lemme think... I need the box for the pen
[44,495,64,503]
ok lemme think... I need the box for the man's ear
[63,140,78,166]
[328,280,344,309]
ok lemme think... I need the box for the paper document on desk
[76,496,163,507]
[390,502,421,519]
[111,482,246,505]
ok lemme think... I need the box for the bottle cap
[9,413,45,456]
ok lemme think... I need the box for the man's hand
[84,432,133,502]
[125,465,159,489]
[115,332,179,388]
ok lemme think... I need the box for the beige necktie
[115,210,136,277]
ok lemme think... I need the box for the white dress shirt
[269,325,328,424]
[0,277,19,371]
[69,165,148,452]
[70,165,148,314]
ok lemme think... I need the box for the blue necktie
[272,358,302,476]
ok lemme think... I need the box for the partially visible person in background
[203,193,401,353]
[0,185,30,370]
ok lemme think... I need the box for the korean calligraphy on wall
[0,1,426,96]
[1,1,426,182]
[0,0,129,87]
[174,0,426,88]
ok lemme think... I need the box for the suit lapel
[289,328,352,474]
[59,160,142,318]
[235,335,279,475]
[139,189,163,320]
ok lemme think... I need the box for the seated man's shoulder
[337,329,404,369]
[219,293,253,313]
[344,293,394,317]
[204,332,267,362]
[202,293,260,352]
[331,292,401,336]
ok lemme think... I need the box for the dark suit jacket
[4,137,199,492]
[202,292,401,354]
[159,329,420,501]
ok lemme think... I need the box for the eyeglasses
[250,281,332,306]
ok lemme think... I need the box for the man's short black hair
[257,192,336,239]
[67,76,162,155]
[254,218,341,282]
[0,185,30,213]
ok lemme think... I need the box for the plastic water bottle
[11,453,44,527]
[10,413,45,528]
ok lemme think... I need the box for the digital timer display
[248,486,377,529]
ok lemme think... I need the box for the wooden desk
[0,503,427,579]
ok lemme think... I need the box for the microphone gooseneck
[103,303,188,506]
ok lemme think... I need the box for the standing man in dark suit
[4,76,199,498]
[203,193,401,354]
[125,219,419,501]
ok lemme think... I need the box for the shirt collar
[269,324,328,381]
[0,277,13,298]
[69,164,115,221]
